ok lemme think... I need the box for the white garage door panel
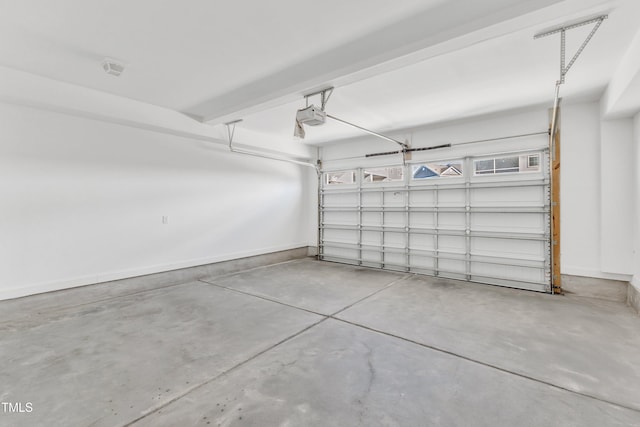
[471,212,545,234]
[409,191,435,205]
[384,212,405,226]
[410,212,434,227]
[319,150,551,292]
[438,212,466,228]
[409,234,434,250]
[323,248,359,264]
[471,237,544,257]
[437,189,466,205]
[439,235,465,251]
[324,211,358,225]
[470,186,543,206]
[323,228,358,245]
[408,255,435,273]
[324,192,358,206]
[439,259,468,281]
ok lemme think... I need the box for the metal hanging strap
[304,87,334,111]
[535,15,607,155]
[225,119,242,148]
[534,15,607,84]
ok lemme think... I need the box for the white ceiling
[0,0,436,110]
[1,0,639,147]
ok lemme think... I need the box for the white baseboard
[561,266,632,282]
[0,243,309,301]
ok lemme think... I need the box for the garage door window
[325,170,356,185]
[363,166,404,183]
[411,160,463,180]
[474,153,540,175]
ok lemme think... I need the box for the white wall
[632,113,640,292]
[305,161,321,254]
[561,102,635,280]
[560,103,603,277]
[554,101,634,281]
[0,102,311,300]
[599,117,634,274]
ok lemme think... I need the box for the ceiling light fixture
[102,57,125,77]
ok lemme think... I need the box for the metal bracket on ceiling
[534,15,607,85]
[304,87,334,111]
[299,86,409,164]
[224,118,319,171]
[224,119,243,148]
[535,15,607,160]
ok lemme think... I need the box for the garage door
[319,149,551,292]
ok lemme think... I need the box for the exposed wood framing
[550,106,562,294]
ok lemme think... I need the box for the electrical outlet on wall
[162,215,169,224]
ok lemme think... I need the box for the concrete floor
[1,259,639,426]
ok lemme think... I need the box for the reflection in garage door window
[411,160,463,180]
[324,170,356,186]
[363,166,404,183]
[474,153,540,175]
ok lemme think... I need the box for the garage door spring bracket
[535,15,607,140]
[535,15,607,85]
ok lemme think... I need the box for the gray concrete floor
[1,258,639,426]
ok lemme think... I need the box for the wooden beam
[551,106,562,294]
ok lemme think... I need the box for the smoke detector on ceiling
[102,58,125,77]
